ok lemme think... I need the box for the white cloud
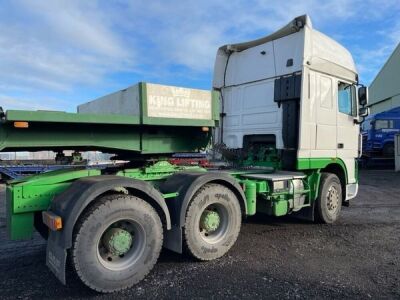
[386,21,400,45]
[119,0,400,76]
[0,94,68,111]
[19,0,128,58]
[354,14,400,83]
[0,0,135,97]
[0,0,399,110]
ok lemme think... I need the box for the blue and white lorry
[362,107,400,157]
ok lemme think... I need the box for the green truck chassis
[8,160,327,240]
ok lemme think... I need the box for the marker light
[13,121,29,128]
[42,211,63,231]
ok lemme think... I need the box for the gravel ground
[0,169,399,299]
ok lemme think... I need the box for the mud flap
[291,201,315,222]
[164,225,182,253]
[46,232,67,285]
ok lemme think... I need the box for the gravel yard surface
[0,169,399,299]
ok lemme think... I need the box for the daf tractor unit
[0,15,368,292]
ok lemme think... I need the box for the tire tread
[183,183,241,261]
[315,173,342,224]
[71,194,163,293]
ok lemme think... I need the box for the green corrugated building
[368,43,400,114]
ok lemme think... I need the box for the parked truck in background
[361,107,400,158]
[0,15,368,293]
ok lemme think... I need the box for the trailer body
[0,83,218,156]
[0,15,369,293]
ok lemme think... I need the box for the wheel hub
[327,186,339,211]
[102,228,133,256]
[200,210,221,233]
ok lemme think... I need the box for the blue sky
[0,0,399,112]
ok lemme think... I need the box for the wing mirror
[359,107,369,117]
[358,86,368,106]
[354,107,369,124]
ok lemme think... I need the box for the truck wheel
[315,173,342,224]
[184,183,241,261]
[383,143,394,157]
[71,194,163,293]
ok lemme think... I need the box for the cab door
[314,74,337,157]
[336,81,359,183]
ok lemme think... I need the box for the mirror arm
[354,117,364,125]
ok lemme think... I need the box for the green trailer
[1,16,369,293]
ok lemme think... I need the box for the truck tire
[315,173,342,224]
[183,183,241,261]
[383,143,394,157]
[71,194,163,293]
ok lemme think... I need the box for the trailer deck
[0,109,214,156]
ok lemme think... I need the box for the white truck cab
[213,15,368,201]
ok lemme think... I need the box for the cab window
[375,120,394,130]
[338,82,355,116]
